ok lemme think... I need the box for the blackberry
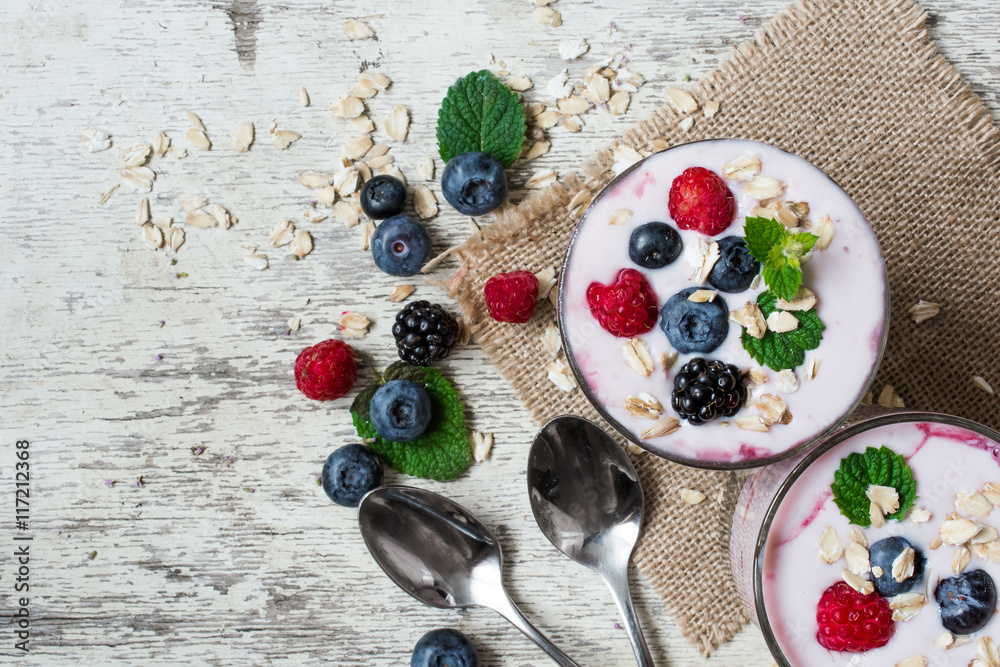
[392,301,459,366]
[671,358,746,425]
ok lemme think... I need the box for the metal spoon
[358,485,581,667]
[527,415,654,667]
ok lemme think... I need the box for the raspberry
[484,271,539,323]
[815,582,895,653]
[586,268,658,338]
[294,339,357,401]
[667,166,736,236]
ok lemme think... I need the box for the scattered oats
[870,501,887,528]
[121,142,152,167]
[561,115,583,133]
[934,632,954,650]
[678,116,694,132]
[472,431,494,462]
[910,507,931,524]
[384,285,415,304]
[953,546,971,574]
[930,536,943,550]
[908,299,940,324]
[298,86,310,107]
[735,416,770,432]
[180,194,209,213]
[607,91,631,116]
[244,253,269,271]
[583,70,611,105]
[662,351,678,370]
[313,186,337,208]
[818,527,843,564]
[268,119,277,134]
[747,367,768,387]
[977,541,1000,563]
[378,164,406,185]
[272,130,301,149]
[687,289,717,303]
[841,569,874,595]
[611,145,644,174]
[142,223,164,250]
[845,540,870,575]
[365,143,390,159]
[135,197,151,226]
[121,166,156,192]
[457,317,471,346]
[288,230,313,259]
[152,216,173,229]
[534,267,557,300]
[557,95,591,116]
[299,173,333,189]
[848,527,868,548]
[621,338,654,377]
[973,526,1000,544]
[757,394,791,425]
[414,157,435,181]
[867,485,900,516]
[352,72,391,98]
[767,200,810,228]
[330,96,365,119]
[894,656,927,667]
[413,185,438,219]
[165,226,185,252]
[642,417,681,439]
[338,311,369,337]
[525,102,546,118]
[892,547,915,582]
[344,135,374,160]
[367,154,394,170]
[98,184,119,205]
[559,38,589,60]
[665,87,698,114]
[812,215,835,250]
[690,239,721,284]
[744,175,784,200]
[730,301,767,339]
[974,376,995,395]
[549,10,562,27]
[703,100,721,118]
[681,488,706,505]
[287,318,301,331]
[877,385,905,408]
[940,518,980,545]
[540,323,562,358]
[185,128,211,151]
[383,105,410,141]
[545,71,573,101]
[984,483,1000,508]
[958,490,994,517]
[624,393,663,420]
[358,220,376,250]
[567,189,592,218]
[976,636,1000,667]
[777,288,817,311]
[185,111,206,131]
[526,169,558,189]
[334,167,360,196]
[210,204,233,229]
[82,128,112,153]
[547,358,577,392]
[166,146,187,159]
[507,74,532,91]
[232,121,254,152]
[349,115,375,133]
[332,200,362,227]
[765,311,799,334]
[608,208,633,226]
[776,370,800,394]
[344,18,375,40]
[185,209,217,229]
[525,141,550,161]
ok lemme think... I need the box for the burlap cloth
[448,0,1000,656]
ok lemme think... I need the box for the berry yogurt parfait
[731,411,1000,666]
[558,139,888,468]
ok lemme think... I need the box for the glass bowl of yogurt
[731,411,1000,666]
[558,139,888,469]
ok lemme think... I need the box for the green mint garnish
[436,70,526,168]
[350,361,472,481]
[831,446,917,527]
[740,291,824,371]
[743,216,818,301]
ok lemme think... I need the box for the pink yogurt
[759,416,1000,666]
[559,139,888,467]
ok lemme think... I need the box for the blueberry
[370,380,433,442]
[935,569,997,635]
[708,236,760,293]
[321,445,383,508]
[371,215,432,277]
[360,174,407,220]
[411,628,480,667]
[660,287,729,353]
[869,537,925,597]
[441,152,508,216]
[628,222,683,269]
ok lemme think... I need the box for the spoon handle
[604,567,654,667]
[489,594,582,667]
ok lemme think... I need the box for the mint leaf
[436,70,526,168]
[381,361,427,385]
[763,261,802,301]
[831,446,917,526]
[791,232,818,254]
[350,385,378,421]
[743,216,786,264]
[351,367,472,481]
[741,291,824,370]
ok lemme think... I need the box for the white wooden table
[1,0,998,664]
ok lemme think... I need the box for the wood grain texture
[0,0,997,664]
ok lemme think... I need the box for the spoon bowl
[528,415,654,667]
[359,485,581,667]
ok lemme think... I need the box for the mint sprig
[744,216,817,301]
[350,361,472,481]
[831,446,917,527]
[741,291,824,371]
[436,70,526,167]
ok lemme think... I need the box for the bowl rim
[750,410,1000,666]
[556,137,890,470]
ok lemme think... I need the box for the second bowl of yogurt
[558,139,888,468]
